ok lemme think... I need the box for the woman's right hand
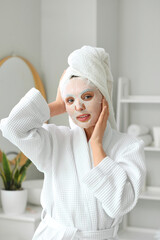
[48,70,66,117]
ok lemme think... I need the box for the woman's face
[62,77,103,129]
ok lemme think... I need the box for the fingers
[101,97,107,108]
[102,98,109,115]
[103,97,108,107]
[91,98,109,143]
[99,99,109,124]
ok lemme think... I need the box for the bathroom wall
[96,0,119,111]
[118,0,160,96]
[0,0,41,74]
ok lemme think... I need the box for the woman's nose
[75,99,85,111]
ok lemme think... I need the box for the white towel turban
[60,46,117,130]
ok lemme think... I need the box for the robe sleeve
[82,140,146,219]
[0,88,52,172]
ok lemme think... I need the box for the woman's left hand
[90,98,109,166]
[90,97,109,145]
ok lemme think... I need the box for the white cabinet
[116,78,160,240]
[0,205,41,240]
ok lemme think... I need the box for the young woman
[0,46,146,240]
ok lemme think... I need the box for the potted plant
[0,151,31,215]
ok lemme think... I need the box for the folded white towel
[154,230,160,239]
[138,134,152,147]
[127,124,150,137]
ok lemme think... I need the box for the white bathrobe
[0,88,146,240]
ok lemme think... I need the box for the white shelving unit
[116,77,160,240]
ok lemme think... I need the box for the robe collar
[69,117,112,180]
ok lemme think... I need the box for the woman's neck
[84,126,94,142]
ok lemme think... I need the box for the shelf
[118,227,157,240]
[120,95,160,103]
[139,186,160,200]
[144,145,160,152]
[0,205,42,222]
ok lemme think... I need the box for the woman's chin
[72,119,95,129]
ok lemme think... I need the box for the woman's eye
[66,98,74,104]
[84,95,92,100]
[82,92,94,101]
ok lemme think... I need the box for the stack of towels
[127,124,152,146]
[155,231,160,239]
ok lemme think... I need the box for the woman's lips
[76,114,91,122]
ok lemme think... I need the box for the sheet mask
[61,77,103,129]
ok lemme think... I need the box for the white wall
[97,0,118,111]
[118,0,160,95]
[0,0,41,74]
[41,0,97,125]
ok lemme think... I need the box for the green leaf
[2,153,12,189]
[19,159,32,174]
[14,168,20,189]
[18,169,27,186]
[17,159,31,188]
[0,166,7,189]
[12,156,20,180]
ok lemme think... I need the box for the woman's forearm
[90,142,107,167]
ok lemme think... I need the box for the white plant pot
[1,189,28,215]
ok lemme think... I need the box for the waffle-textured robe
[0,88,146,240]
